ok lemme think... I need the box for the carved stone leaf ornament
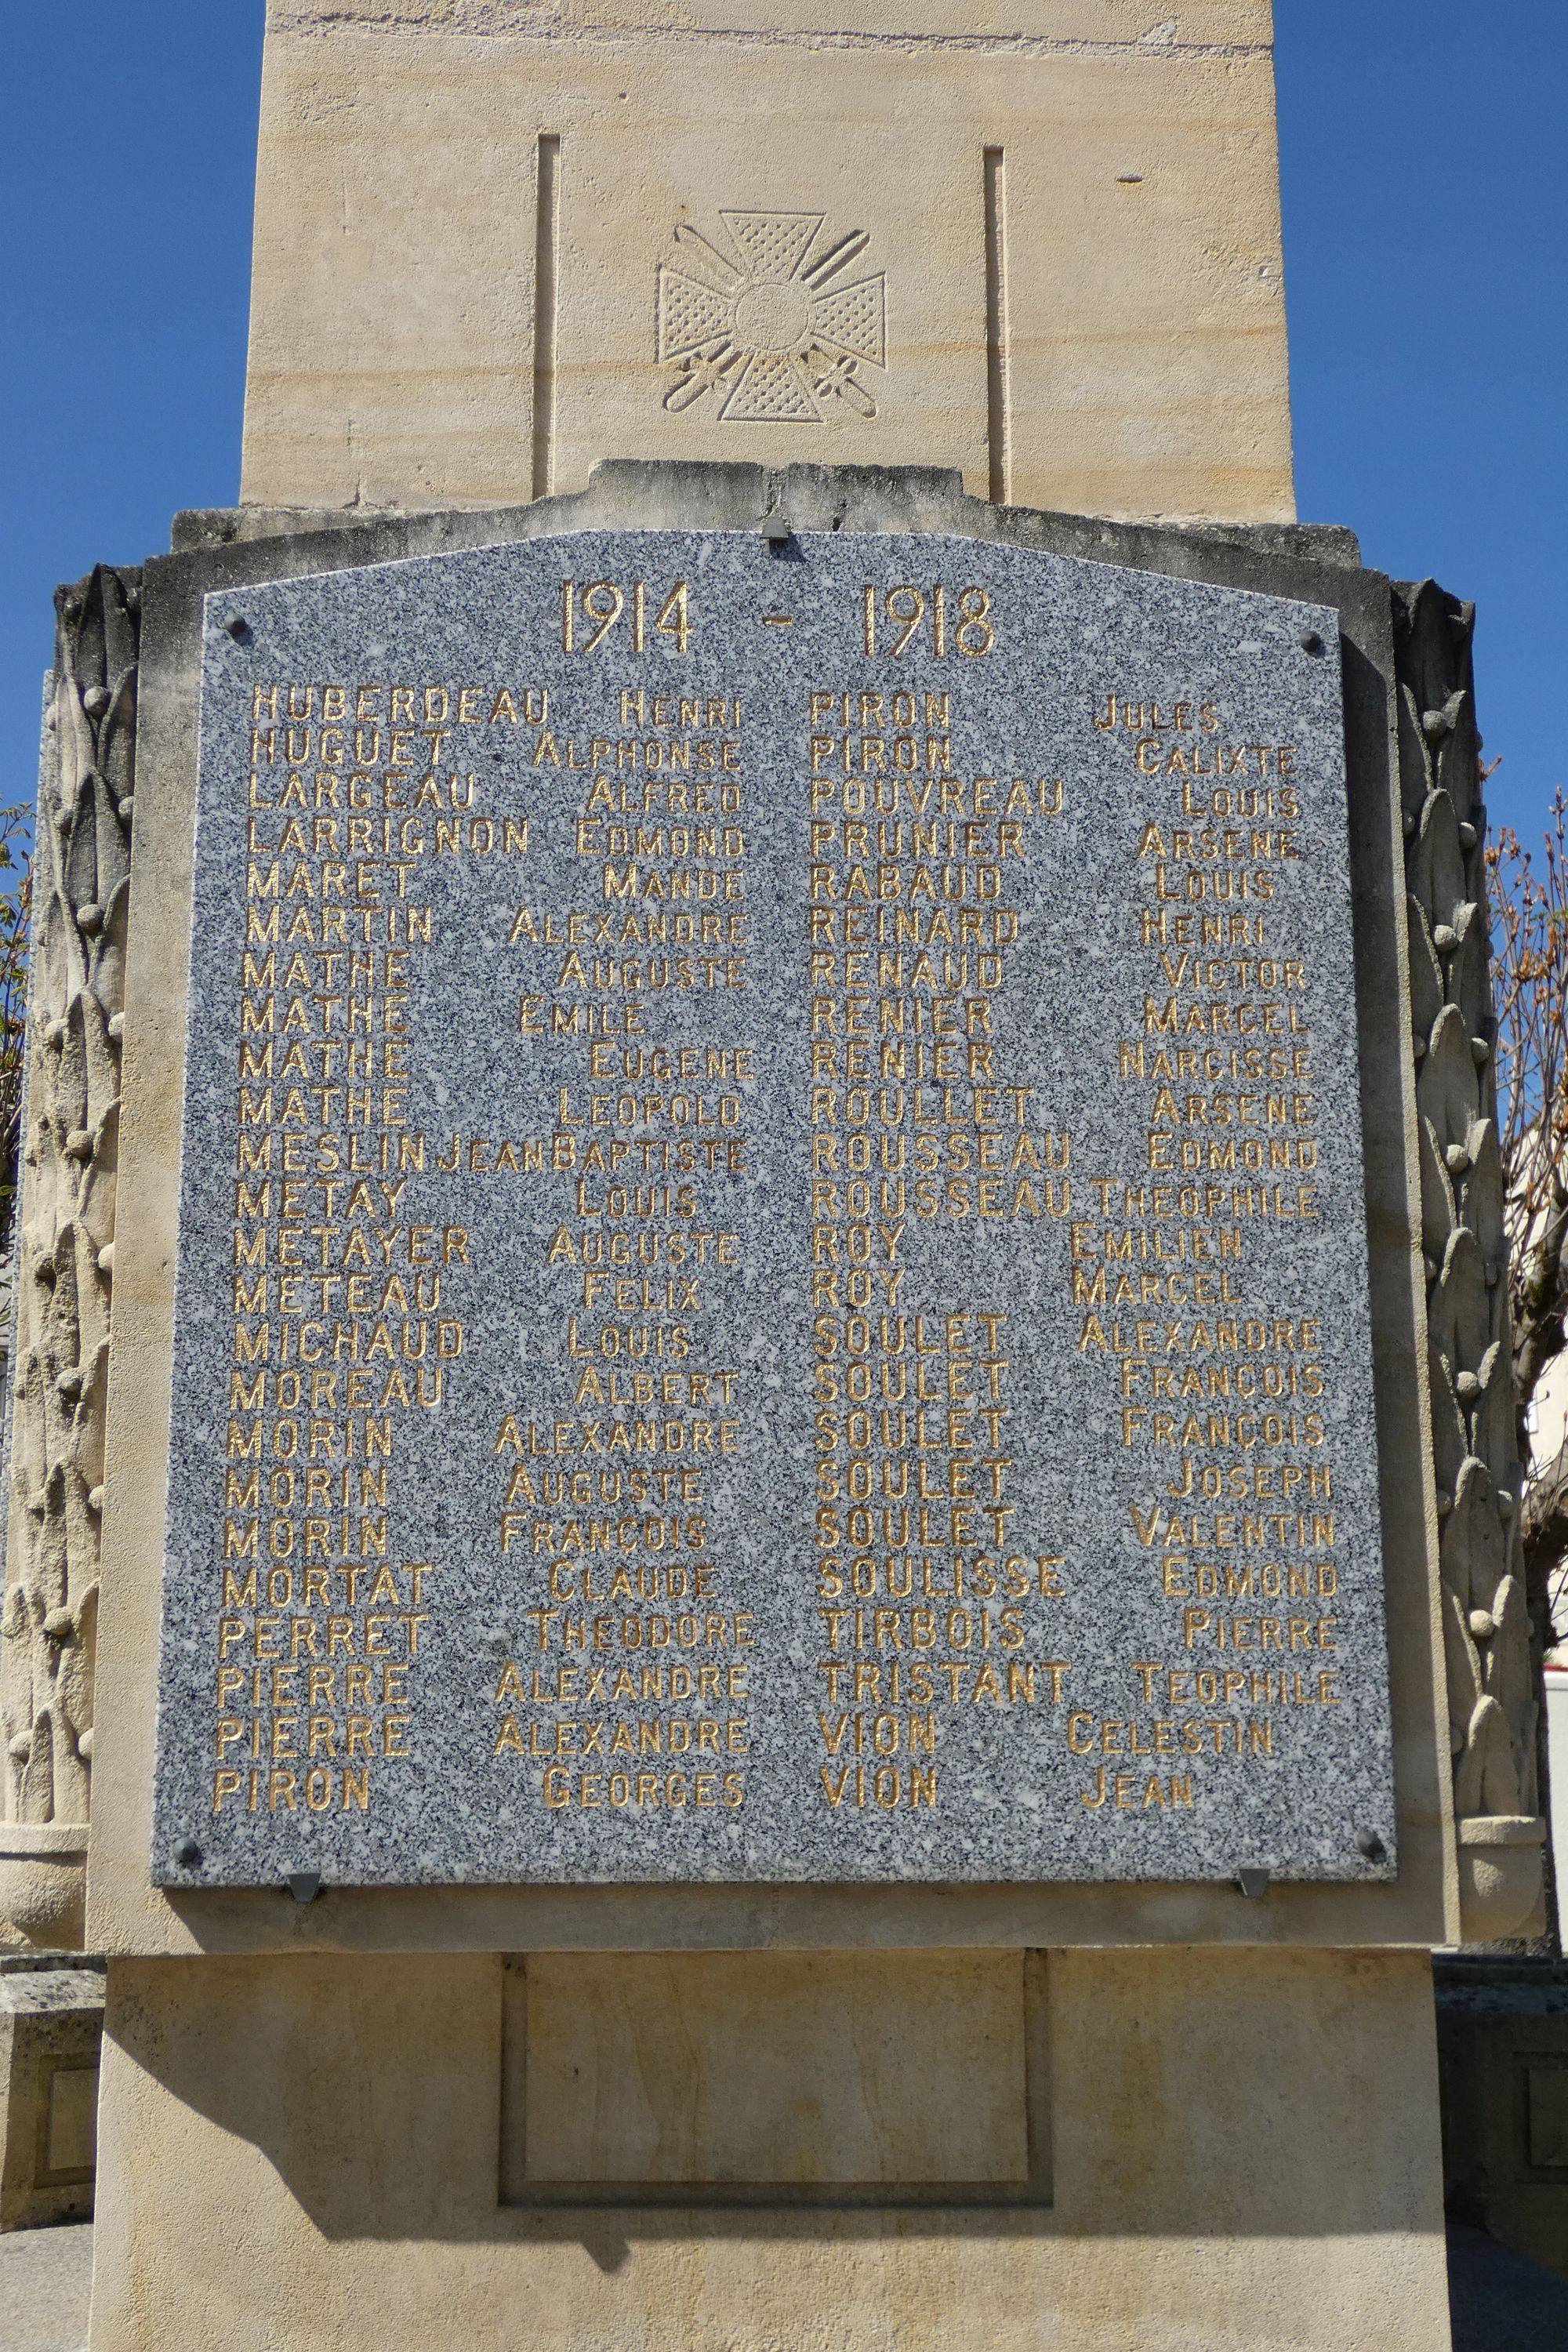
[1396,581,1546,1940]
[0,565,136,1949]
[656,209,887,423]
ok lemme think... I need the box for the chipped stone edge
[263,2,1273,64]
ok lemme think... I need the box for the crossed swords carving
[663,339,878,419]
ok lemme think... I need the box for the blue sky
[2,2,1563,847]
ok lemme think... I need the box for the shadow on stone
[1448,2225,1568,2351]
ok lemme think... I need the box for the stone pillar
[74,466,1467,2352]
[242,1,1294,523]
[0,568,137,1953]
[1395,583,1546,1940]
[19,8,1534,2350]
[0,1955,103,2230]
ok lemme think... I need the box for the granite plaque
[150,530,1398,1888]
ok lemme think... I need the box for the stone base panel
[86,1944,1450,2352]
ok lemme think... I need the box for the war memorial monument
[0,2,1548,2344]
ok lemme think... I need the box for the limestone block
[1436,1955,1568,2287]
[244,2,1293,521]
[0,1961,103,2231]
[86,1944,1451,2352]
[0,566,137,1951]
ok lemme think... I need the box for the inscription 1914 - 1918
[150,530,1398,1888]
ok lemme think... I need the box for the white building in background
[1523,1349,1568,1921]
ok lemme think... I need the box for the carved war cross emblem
[656,209,887,423]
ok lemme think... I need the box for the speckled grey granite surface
[151,529,1396,1887]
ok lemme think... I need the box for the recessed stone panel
[150,528,1397,1888]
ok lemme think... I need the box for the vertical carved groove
[1395,581,1544,1941]
[531,133,561,502]
[0,566,137,1947]
[983,147,1011,507]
